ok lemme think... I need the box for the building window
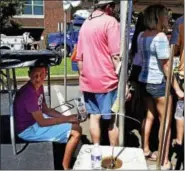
[23,0,44,15]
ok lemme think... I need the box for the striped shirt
[138,32,170,84]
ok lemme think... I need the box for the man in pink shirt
[76,0,120,146]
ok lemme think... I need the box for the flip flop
[161,161,172,170]
[144,151,158,161]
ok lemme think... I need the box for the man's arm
[32,110,79,127]
[76,31,83,75]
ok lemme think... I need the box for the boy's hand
[68,115,79,124]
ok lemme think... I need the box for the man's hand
[125,84,132,101]
[112,55,120,72]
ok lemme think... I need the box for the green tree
[0,0,24,33]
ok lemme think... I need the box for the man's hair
[94,1,115,11]
[144,4,168,30]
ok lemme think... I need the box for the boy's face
[29,67,46,89]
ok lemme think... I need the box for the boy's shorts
[18,114,72,143]
[83,88,117,120]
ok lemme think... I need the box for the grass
[14,58,78,77]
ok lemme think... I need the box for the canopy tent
[0,50,62,69]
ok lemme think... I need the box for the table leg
[6,69,17,155]
[12,68,17,92]
[47,67,51,107]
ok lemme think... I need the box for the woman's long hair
[143,4,168,31]
[130,12,145,57]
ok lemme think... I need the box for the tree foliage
[0,0,24,32]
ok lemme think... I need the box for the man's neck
[96,9,108,15]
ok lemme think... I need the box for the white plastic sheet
[73,145,148,170]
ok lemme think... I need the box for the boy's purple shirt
[14,81,45,134]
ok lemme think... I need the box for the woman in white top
[139,4,184,169]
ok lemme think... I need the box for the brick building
[12,0,94,47]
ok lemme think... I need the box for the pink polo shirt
[76,10,120,93]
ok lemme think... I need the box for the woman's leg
[62,124,82,170]
[142,96,156,154]
[175,119,184,145]
[155,95,172,166]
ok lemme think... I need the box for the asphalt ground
[0,84,184,170]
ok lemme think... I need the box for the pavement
[0,84,184,170]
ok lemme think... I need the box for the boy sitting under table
[14,65,81,170]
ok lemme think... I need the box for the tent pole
[64,10,67,102]
[118,0,130,146]
[156,45,175,170]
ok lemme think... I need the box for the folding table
[0,49,62,155]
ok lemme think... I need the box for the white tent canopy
[63,0,81,11]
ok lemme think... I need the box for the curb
[16,75,79,85]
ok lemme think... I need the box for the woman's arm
[156,32,184,99]
[160,59,184,99]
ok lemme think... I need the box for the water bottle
[74,97,87,122]
[175,100,184,120]
[91,143,102,169]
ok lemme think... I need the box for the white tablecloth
[73,145,148,170]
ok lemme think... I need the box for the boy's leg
[62,124,82,170]
[18,121,81,170]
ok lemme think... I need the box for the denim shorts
[83,89,117,120]
[144,82,166,98]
